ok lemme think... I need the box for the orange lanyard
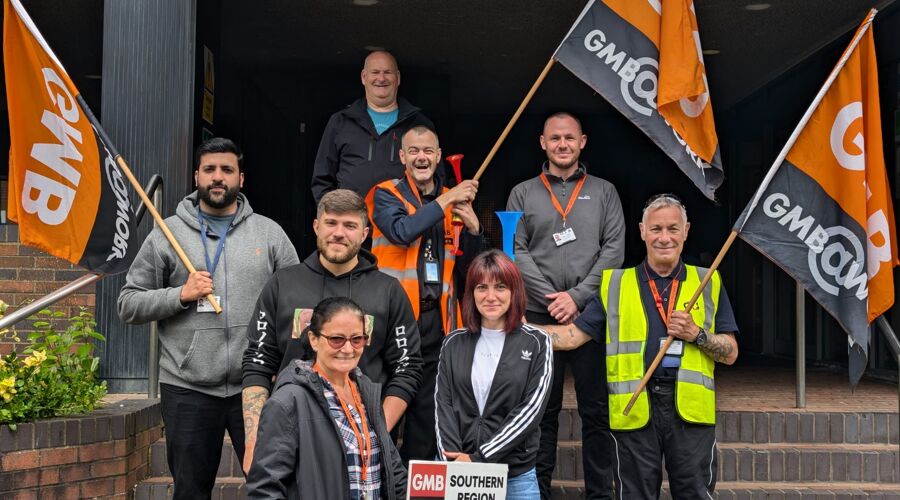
[538,173,586,226]
[644,263,681,326]
[314,364,372,485]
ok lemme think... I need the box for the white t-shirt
[471,328,506,415]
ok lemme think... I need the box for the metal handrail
[134,174,163,224]
[0,174,164,398]
[0,273,103,330]
[146,180,163,399]
[872,315,899,458]
[875,316,900,357]
[0,175,165,331]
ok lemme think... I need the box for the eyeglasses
[316,333,369,349]
[644,193,684,208]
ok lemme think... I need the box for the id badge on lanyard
[539,173,585,248]
[423,239,440,284]
[198,207,228,312]
[648,276,682,366]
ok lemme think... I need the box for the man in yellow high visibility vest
[541,194,739,499]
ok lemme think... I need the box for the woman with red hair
[434,249,553,499]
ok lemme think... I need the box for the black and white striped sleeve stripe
[479,325,553,458]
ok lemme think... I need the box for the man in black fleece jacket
[241,190,423,473]
[311,50,434,204]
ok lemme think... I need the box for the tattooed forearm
[538,324,591,351]
[698,333,738,364]
[241,386,269,473]
[242,386,269,438]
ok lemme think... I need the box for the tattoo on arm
[242,386,269,440]
[698,334,735,363]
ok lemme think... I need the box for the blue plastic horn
[495,211,523,260]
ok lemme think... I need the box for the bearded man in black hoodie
[241,189,423,474]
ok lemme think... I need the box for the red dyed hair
[462,249,527,333]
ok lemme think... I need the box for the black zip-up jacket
[311,97,434,204]
[242,250,423,404]
[247,360,406,499]
[434,324,553,477]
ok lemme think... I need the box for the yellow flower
[23,349,47,368]
[0,376,15,402]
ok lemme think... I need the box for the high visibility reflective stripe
[678,368,716,391]
[371,235,399,249]
[696,267,715,331]
[607,341,643,355]
[380,267,419,282]
[608,380,642,394]
[606,269,625,343]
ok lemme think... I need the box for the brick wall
[0,398,161,499]
[0,224,97,356]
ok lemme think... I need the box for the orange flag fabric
[4,0,136,274]
[736,9,896,386]
[555,0,723,200]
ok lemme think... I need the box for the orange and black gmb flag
[4,0,136,274]
[735,10,897,386]
[554,0,724,200]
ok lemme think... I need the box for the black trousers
[159,383,245,500]
[399,306,442,462]
[530,312,614,500]
[610,380,717,500]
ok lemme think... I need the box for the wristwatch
[694,328,709,346]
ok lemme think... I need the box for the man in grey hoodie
[117,138,299,500]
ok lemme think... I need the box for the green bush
[0,303,107,428]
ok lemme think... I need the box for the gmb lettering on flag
[554,0,723,200]
[735,9,897,386]
[4,0,136,275]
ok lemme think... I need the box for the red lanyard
[538,173,586,225]
[644,263,681,326]
[314,364,372,485]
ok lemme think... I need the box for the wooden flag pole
[114,156,222,314]
[74,96,222,313]
[622,230,738,415]
[472,57,556,181]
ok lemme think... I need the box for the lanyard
[198,207,228,277]
[644,262,681,326]
[314,364,372,487]
[538,173,586,226]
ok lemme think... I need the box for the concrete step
[148,437,243,478]
[134,476,246,500]
[551,440,899,483]
[550,480,900,499]
[555,408,899,445]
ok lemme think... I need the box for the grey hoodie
[117,192,299,397]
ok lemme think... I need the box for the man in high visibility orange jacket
[367,125,483,461]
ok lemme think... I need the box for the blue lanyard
[198,207,229,278]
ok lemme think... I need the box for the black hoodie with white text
[242,249,423,403]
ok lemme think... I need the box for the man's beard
[199,183,240,209]
[550,154,579,171]
[317,237,361,265]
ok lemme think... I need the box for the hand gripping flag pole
[4,0,221,312]
[624,8,882,415]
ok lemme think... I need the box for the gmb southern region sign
[407,461,508,500]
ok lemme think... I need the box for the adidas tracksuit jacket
[434,324,553,477]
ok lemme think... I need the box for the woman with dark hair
[434,249,553,499]
[247,297,406,499]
